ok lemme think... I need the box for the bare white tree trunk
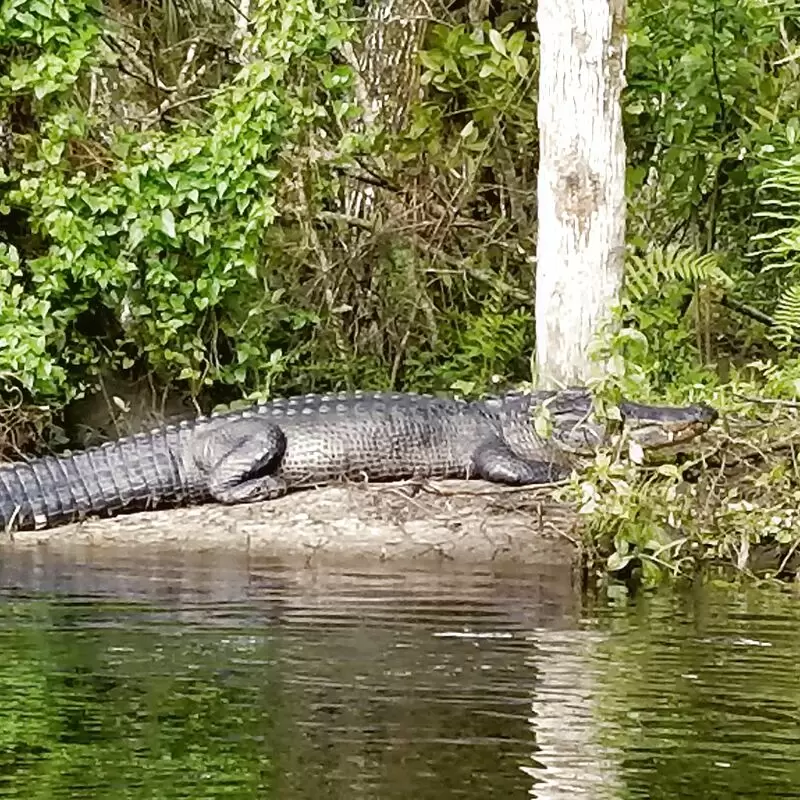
[534,0,627,388]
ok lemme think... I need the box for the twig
[102,33,174,93]
[316,210,376,231]
[731,393,800,410]
[422,480,567,496]
[141,40,208,129]
[142,91,215,127]
[777,538,800,576]
[545,524,579,546]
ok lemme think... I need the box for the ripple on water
[0,546,578,800]
[0,547,799,799]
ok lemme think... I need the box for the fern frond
[772,283,800,346]
[625,246,732,303]
[753,154,800,267]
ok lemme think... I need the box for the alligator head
[542,388,718,455]
[489,388,719,458]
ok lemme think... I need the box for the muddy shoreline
[1,480,579,568]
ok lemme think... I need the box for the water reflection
[0,547,577,799]
[0,547,798,799]
[527,628,622,799]
[590,591,800,800]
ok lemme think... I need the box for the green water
[0,549,798,799]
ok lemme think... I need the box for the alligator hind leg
[472,440,570,485]
[193,417,289,504]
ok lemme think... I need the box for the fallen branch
[719,295,800,346]
[732,393,800,410]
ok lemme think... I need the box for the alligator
[0,389,718,532]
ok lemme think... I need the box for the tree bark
[341,0,427,220]
[534,0,627,388]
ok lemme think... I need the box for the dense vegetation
[2,0,800,584]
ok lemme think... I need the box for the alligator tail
[0,430,191,532]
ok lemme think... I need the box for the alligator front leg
[192,416,289,504]
[472,440,570,485]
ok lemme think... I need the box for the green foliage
[0,1,540,406]
[624,0,800,387]
[412,21,535,154]
[752,151,800,347]
[772,284,800,345]
[626,247,732,304]
[626,0,799,251]
[737,357,800,400]
[0,0,102,101]
[578,318,718,591]
[0,244,67,395]
[398,20,537,225]
[606,246,730,394]
[571,454,697,589]
[755,152,800,260]
[1,0,356,400]
[380,21,539,393]
[435,305,533,397]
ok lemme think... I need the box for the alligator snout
[621,399,719,449]
[620,401,718,424]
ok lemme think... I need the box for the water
[0,547,798,799]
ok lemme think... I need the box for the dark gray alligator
[0,389,718,531]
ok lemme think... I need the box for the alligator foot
[472,440,569,484]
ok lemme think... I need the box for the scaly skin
[0,389,718,532]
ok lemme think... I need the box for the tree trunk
[341,0,427,220]
[534,0,627,388]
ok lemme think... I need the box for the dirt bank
[1,480,579,568]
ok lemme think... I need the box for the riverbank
[0,481,579,568]
[4,393,800,582]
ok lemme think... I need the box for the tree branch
[718,295,800,346]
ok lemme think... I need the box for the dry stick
[316,211,375,231]
[422,480,567,497]
[102,34,173,93]
[732,393,800,410]
[381,484,459,520]
[142,91,214,127]
[791,436,800,483]
[736,532,750,573]
[722,433,790,464]
[542,522,580,547]
[702,450,727,519]
[777,538,800,576]
[141,41,208,129]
